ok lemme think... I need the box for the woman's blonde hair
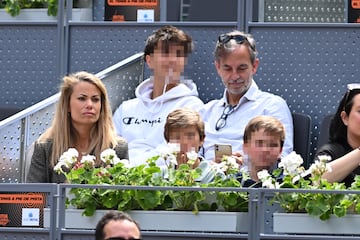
[39,71,120,167]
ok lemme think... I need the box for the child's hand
[177,153,188,166]
[231,152,244,166]
[177,153,200,168]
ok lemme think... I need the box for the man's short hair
[95,210,141,240]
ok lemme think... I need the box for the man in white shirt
[200,31,293,162]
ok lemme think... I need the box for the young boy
[239,115,285,187]
[113,25,204,166]
[163,108,205,168]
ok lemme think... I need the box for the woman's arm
[322,147,360,183]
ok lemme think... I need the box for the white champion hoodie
[113,77,204,166]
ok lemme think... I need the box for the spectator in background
[200,30,293,163]
[238,115,285,187]
[113,25,204,166]
[316,84,360,187]
[95,210,141,240]
[27,71,128,183]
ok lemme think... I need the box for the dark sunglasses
[215,105,235,131]
[343,83,360,111]
[218,34,256,51]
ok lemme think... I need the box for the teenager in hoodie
[113,25,204,166]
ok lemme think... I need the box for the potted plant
[258,152,360,235]
[45,144,250,232]
[1,0,57,17]
[0,0,92,21]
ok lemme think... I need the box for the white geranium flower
[54,161,65,174]
[257,169,271,181]
[100,148,120,165]
[186,150,198,161]
[216,156,240,174]
[217,161,228,173]
[262,178,276,189]
[156,143,179,167]
[278,151,304,175]
[186,150,198,165]
[257,169,280,188]
[58,148,79,168]
[309,155,332,176]
[118,159,130,168]
[165,153,178,166]
[225,156,239,169]
[80,154,96,168]
[157,144,174,158]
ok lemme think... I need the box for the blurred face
[168,126,204,154]
[342,94,360,143]
[146,42,187,83]
[215,44,259,102]
[69,81,101,128]
[103,219,141,240]
[243,129,282,172]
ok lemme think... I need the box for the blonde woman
[27,71,128,183]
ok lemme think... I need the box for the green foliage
[64,154,249,216]
[261,152,360,221]
[209,175,248,212]
[3,0,58,17]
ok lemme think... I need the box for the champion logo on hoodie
[122,117,162,127]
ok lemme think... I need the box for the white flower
[262,178,280,189]
[216,156,240,174]
[186,150,198,165]
[278,151,304,175]
[165,153,177,166]
[309,155,332,176]
[257,169,280,188]
[217,161,228,173]
[100,148,120,165]
[186,150,198,161]
[58,148,78,168]
[156,143,179,167]
[118,159,130,168]
[80,154,96,168]
[54,161,65,174]
[225,156,239,169]
[317,155,332,163]
[257,169,271,181]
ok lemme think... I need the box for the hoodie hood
[135,78,200,108]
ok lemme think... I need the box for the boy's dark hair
[143,25,193,60]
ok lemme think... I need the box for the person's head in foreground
[95,211,141,240]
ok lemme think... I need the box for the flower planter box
[0,8,92,21]
[273,212,360,235]
[44,209,248,232]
